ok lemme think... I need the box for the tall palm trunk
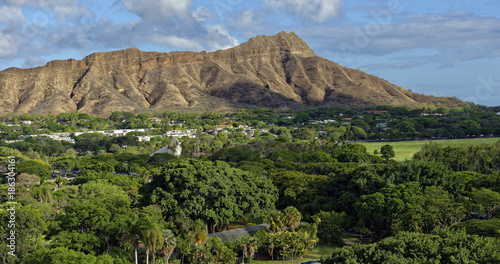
[146,248,150,264]
[134,246,138,264]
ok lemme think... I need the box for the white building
[137,135,153,142]
[164,129,197,138]
[151,144,182,157]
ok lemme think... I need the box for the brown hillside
[0,32,464,117]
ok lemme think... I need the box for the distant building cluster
[73,129,149,137]
[164,129,197,138]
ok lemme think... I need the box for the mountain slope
[0,32,464,117]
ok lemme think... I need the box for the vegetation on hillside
[1,105,499,263]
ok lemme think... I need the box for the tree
[323,230,500,264]
[0,204,47,260]
[16,173,40,187]
[55,177,68,188]
[255,231,277,262]
[55,182,134,255]
[270,171,328,217]
[396,120,416,133]
[266,210,286,233]
[453,218,500,238]
[380,144,395,159]
[148,159,277,233]
[160,229,176,264]
[16,160,51,180]
[237,236,257,263]
[32,183,53,203]
[313,211,349,243]
[283,206,302,232]
[121,218,141,264]
[21,247,115,264]
[291,128,317,141]
[470,187,500,219]
[139,216,163,264]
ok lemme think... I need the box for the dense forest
[1,105,500,263]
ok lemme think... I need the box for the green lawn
[360,137,500,161]
[250,244,338,264]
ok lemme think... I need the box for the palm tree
[266,233,276,262]
[266,210,286,233]
[238,236,250,263]
[121,218,141,264]
[33,184,52,203]
[248,237,258,263]
[149,224,163,264]
[160,229,177,264]
[139,217,163,264]
[55,176,68,189]
[283,206,302,232]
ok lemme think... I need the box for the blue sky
[1,0,499,106]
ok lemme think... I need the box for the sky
[1,0,499,106]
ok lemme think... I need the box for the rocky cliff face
[0,32,463,117]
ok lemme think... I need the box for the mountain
[0,32,464,117]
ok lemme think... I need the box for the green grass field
[361,137,500,161]
[250,244,338,264]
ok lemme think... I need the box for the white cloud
[1,0,92,22]
[117,0,239,51]
[152,35,203,51]
[265,0,343,23]
[205,24,239,50]
[0,5,25,28]
[226,9,274,39]
[0,33,19,57]
[192,6,211,22]
[0,6,25,57]
[296,12,500,68]
[0,0,241,69]
[122,0,192,21]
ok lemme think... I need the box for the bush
[453,218,500,237]
[314,211,350,243]
[323,230,500,264]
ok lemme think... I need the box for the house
[376,123,389,130]
[5,140,23,144]
[151,144,182,157]
[137,135,153,142]
[148,117,163,123]
[45,134,75,143]
[106,130,126,136]
[21,120,33,125]
[496,112,500,115]
[164,129,197,138]
[73,131,106,137]
[420,111,443,117]
[168,121,184,126]
[243,129,256,137]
